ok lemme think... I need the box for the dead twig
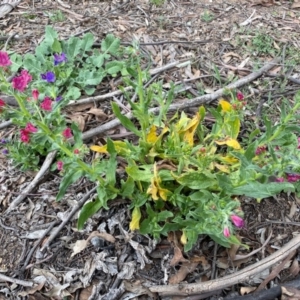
[149,232,300,296]
[40,185,97,252]
[4,151,57,214]
[0,273,33,288]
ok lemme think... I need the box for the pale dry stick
[149,233,300,296]
[0,273,33,288]
[40,185,97,253]
[4,151,57,215]
[81,58,281,141]
[20,220,58,274]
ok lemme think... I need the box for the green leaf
[66,36,82,59]
[87,53,104,68]
[174,171,216,190]
[44,26,58,45]
[101,34,120,55]
[120,177,135,198]
[23,54,43,74]
[232,182,294,199]
[111,102,142,137]
[78,69,104,86]
[52,38,62,53]
[64,86,81,100]
[71,123,82,146]
[81,33,94,52]
[77,197,103,230]
[105,61,124,75]
[157,211,173,222]
[57,169,84,201]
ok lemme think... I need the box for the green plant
[0,26,140,170]
[2,27,300,252]
[150,0,165,6]
[251,32,275,55]
[46,10,66,22]
[201,11,214,22]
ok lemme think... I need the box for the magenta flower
[41,71,56,83]
[0,51,11,67]
[12,70,32,92]
[57,161,64,171]
[25,123,37,133]
[297,137,300,149]
[74,149,80,154]
[237,91,244,101]
[223,227,230,238]
[230,215,244,228]
[0,99,5,112]
[287,174,300,183]
[32,89,39,100]
[54,53,67,66]
[276,177,285,182]
[20,129,30,143]
[62,128,73,139]
[40,97,52,111]
[255,146,267,156]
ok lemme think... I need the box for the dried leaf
[169,261,198,284]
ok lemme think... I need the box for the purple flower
[287,174,300,183]
[1,139,7,144]
[255,146,267,156]
[41,71,56,83]
[2,149,8,155]
[54,53,67,66]
[230,215,245,228]
[55,95,62,102]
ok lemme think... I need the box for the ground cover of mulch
[1,0,300,299]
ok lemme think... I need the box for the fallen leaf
[169,261,199,284]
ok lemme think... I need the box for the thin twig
[40,185,97,252]
[0,273,33,288]
[4,151,57,214]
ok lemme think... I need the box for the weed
[201,11,214,22]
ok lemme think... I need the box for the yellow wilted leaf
[178,113,201,146]
[226,139,241,150]
[147,177,159,200]
[180,231,187,245]
[90,141,129,155]
[129,207,141,230]
[90,145,108,153]
[221,155,239,164]
[216,138,241,150]
[219,99,232,112]
[147,125,158,143]
[147,163,171,201]
[214,163,230,173]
